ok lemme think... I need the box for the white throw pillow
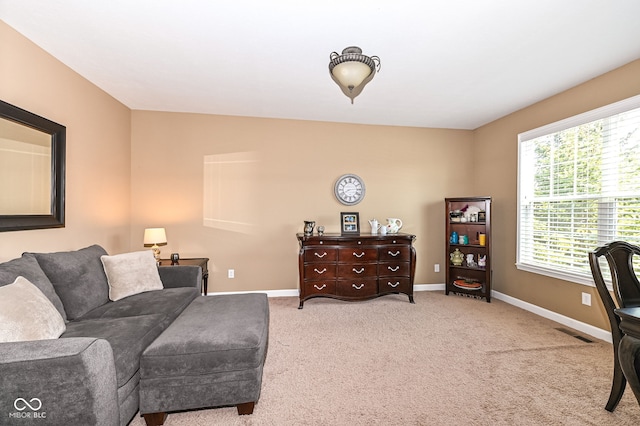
[101,250,164,301]
[0,276,66,343]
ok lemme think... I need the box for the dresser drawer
[304,263,337,279]
[338,263,378,278]
[336,278,378,298]
[379,277,411,294]
[304,248,337,262]
[303,280,336,295]
[338,247,378,262]
[378,261,410,277]
[379,246,410,261]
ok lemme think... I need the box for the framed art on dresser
[340,212,360,234]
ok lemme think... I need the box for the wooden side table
[159,258,209,295]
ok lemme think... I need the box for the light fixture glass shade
[329,46,380,104]
[332,61,373,92]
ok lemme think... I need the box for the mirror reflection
[0,118,52,215]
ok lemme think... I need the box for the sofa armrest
[158,265,202,289]
[0,337,119,425]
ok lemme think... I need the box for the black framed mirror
[0,100,65,231]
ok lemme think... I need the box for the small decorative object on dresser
[386,217,403,233]
[297,232,416,309]
[445,196,491,302]
[303,220,315,236]
[340,212,360,235]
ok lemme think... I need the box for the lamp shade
[143,228,167,245]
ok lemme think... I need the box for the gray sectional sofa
[0,245,202,425]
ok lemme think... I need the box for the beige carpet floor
[130,291,640,425]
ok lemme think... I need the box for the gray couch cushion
[141,294,269,377]
[31,245,110,320]
[62,314,169,388]
[0,253,67,320]
[80,287,198,321]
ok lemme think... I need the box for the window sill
[515,262,597,288]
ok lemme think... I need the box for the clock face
[334,174,365,205]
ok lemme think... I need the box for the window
[517,95,640,285]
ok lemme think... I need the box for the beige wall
[131,111,472,292]
[474,59,640,330]
[0,21,132,260]
[5,17,640,332]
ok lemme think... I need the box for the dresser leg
[408,295,415,304]
[298,301,304,309]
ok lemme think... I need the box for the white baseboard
[208,284,612,344]
[414,283,445,292]
[490,290,612,343]
[208,285,444,299]
[206,289,299,298]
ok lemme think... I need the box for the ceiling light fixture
[329,46,381,104]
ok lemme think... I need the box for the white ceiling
[2,0,640,130]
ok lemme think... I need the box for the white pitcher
[386,218,403,233]
[368,219,381,234]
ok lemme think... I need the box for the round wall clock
[334,174,365,205]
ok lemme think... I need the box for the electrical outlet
[581,292,591,306]
[228,269,235,279]
[434,264,440,273]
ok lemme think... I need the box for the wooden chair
[589,241,640,411]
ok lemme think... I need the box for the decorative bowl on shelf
[453,279,482,290]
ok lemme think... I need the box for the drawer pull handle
[388,250,401,257]
[388,281,400,288]
[388,266,400,272]
[353,267,365,274]
[314,268,327,274]
[352,283,365,290]
[314,284,327,290]
[353,252,365,258]
[314,252,328,258]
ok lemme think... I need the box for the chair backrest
[591,241,640,308]
[589,241,640,341]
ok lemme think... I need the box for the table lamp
[144,228,167,261]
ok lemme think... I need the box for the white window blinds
[517,95,640,285]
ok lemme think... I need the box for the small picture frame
[340,212,360,235]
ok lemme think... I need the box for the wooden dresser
[296,233,416,309]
